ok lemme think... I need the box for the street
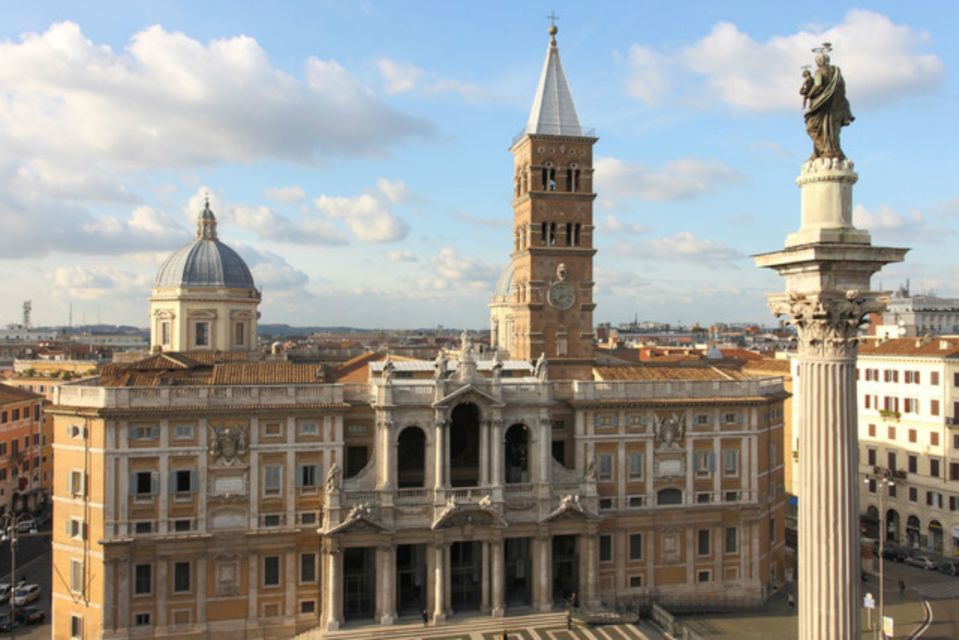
[872,558,959,640]
[0,518,52,640]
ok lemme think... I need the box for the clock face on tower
[547,281,576,311]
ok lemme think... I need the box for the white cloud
[595,156,740,203]
[644,231,743,263]
[264,186,305,204]
[314,179,412,243]
[375,56,486,100]
[234,245,310,291]
[680,10,943,111]
[387,250,418,263]
[416,247,500,293]
[600,215,648,235]
[376,58,424,94]
[623,45,672,105]
[50,265,152,300]
[853,204,923,231]
[0,22,432,172]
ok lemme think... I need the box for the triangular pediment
[431,502,508,530]
[325,505,393,535]
[433,383,502,409]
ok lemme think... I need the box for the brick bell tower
[507,24,597,380]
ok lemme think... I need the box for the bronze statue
[802,45,854,160]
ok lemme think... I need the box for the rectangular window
[932,400,940,416]
[173,562,191,593]
[868,423,876,437]
[174,519,191,532]
[629,533,643,560]
[173,424,194,440]
[695,451,715,476]
[134,564,152,595]
[950,462,959,481]
[264,556,280,587]
[597,454,613,481]
[234,321,245,346]
[908,455,917,473]
[160,321,170,345]
[954,372,959,387]
[887,452,896,470]
[723,449,739,475]
[888,426,896,440]
[298,421,320,437]
[264,465,282,496]
[629,575,643,588]
[697,529,710,556]
[697,492,712,504]
[70,559,83,593]
[909,429,917,443]
[724,491,739,502]
[300,512,318,525]
[71,615,82,639]
[931,458,940,478]
[300,600,316,614]
[300,553,317,583]
[867,478,876,493]
[129,425,159,441]
[599,535,612,562]
[725,527,738,554]
[195,322,209,347]
[173,469,194,493]
[931,432,940,446]
[932,371,940,385]
[297,464,319,488]
[70,470,86,497]
[954,434,959,449]
[135,471,155,496]
[264,422,282,436]
[888,483,897,498]
[628,496,645,508]
[697,570,711,583]
[263,514,281,527]
[68,518,86,540]
[909,487,918,502]
[867,448,876,465]
[627,452,643,479]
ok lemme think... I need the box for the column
[156,558,168,628]
[538,415,550,485]
[196,557,207,626]
[377,545,396,624]
[491,419,503,489]
[535,535,552,612]
[285,552,296,617]
[158,432,169,533]
[490,539,504,617]
[198,419,208,533]
[324,545,343,630]
[479,421,489,486]
[103,560,116,632]
[583,530,597,608]
[755,151,906,640]
[480,541,490,613]
[117,560,130,633]
[432,543,447,623]
[248,555,258,624]
[434,421,446,492]
[378,418,394,491]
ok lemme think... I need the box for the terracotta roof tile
[209,363,324,385]
[858,337,959,358]
[0,383,43,404]
[594,365,750,382]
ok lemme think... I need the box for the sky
[0,1,956,330]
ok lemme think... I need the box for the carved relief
[653,412,685,450]
[769,289,886,358]
[208,424,248,465]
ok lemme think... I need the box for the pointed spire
[526,25,582,136]
[196,194,219,241]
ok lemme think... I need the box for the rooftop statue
[802,44,854,161]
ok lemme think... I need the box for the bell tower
[507,24,597,380]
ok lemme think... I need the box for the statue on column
[533,352,548,381]
[801,43,854,160]
[434,349,448,381]
[325,463,341,494]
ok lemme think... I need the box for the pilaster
[490,538,505,617]
[431,542,447,623]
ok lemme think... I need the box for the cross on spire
[546,11,559,27]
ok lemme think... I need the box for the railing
[55,382,344,409]
[571,377,783,402]
[503,483,533,495]
[450,488,485,501]
[342,491,377,506]
[396,488,429,502]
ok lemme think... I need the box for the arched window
[397,427,426,488]
[657,488,682,506]
[542,162,556,191]
[886,509,900,542]
[505,424,530,483]
[906,515,921,548]
[565,222,573,246]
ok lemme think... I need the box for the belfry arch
[505,423,530,484]
[397,426,426,488]
[449,402,481,487]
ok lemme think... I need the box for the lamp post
[866,468,895,640]
[0,512,37,640]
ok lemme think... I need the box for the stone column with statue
[754,43,908,640]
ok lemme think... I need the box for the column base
[538,602,553,613]
[432,612,447,624]
[379,614,395,625]
[325,620,341,632]
[491,606,505,617]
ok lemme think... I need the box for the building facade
[49,26,787,640]
[857,336,959,557]
[0,384,46,512]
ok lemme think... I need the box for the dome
[154,200,257,290]
[492,262,515,300]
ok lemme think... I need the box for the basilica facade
[49,27,786,640]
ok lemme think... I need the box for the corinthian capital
[768,289,887,358]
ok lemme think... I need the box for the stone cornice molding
[769,289,887,359]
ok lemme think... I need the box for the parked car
[882,544,908,562]
[32,512,50,527]
[0,583,10,604]
[12,584,40,606]
[937,559,959,576]
[14,520,37,533]
[904,555,937,571]
[14,606,44,625]
[0,613,16,632]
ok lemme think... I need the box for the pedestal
[755,158,907,640]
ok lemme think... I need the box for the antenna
[22,301,32,329]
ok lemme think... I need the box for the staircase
[295,611,655,640]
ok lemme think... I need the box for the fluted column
[491,539,505,617]
[324,542,343,631]
[377,544,396,624]
[755,154,907,640]
[581,528,598,607]
[480,421,490,486]
[535,535,552,612]
[434,418,447,501]
[491,419,504,489]
[432,543,447,623]
[481,541,491,612]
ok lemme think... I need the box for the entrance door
[552,535,579,605]
[450,541,482,612]
[396,544,427,616]
[343,547,375,621]
[505,538,532,607]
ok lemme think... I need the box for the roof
[492,262,514,300]
[0,383,43,405]
[742,359,792,374]
[154,202,257,290]
[97,351,326,387]
[369,359,533,373]
[593,365,751,382]
[525,27,582,137]
[858,337,959,358]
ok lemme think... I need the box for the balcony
[54,382,345,410]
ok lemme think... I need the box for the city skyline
[0,1,955,329]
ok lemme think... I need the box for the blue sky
[0,1,955,329]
